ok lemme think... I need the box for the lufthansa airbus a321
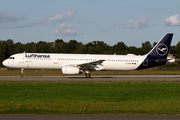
[2,33,174,78]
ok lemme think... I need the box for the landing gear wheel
[20,68,24,78]
[85,73,91,78]
[20,74,24,78]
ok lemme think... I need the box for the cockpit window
[9,57,15,59]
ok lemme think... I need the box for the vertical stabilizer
[136,33,173,70]
[147,33,173,58]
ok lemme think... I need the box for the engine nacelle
[62,66,81,74]
[166,56,175,64]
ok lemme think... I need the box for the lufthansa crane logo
[156,44,168,56]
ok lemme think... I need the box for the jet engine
[62,66,81,74]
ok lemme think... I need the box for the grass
[1,82,180,114]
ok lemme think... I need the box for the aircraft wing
[77,59,106,71]
[61,59,106,71]
[76,59,105,66]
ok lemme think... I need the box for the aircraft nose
[2,60,7,66]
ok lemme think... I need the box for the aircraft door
[54,56,58,64]
[19,55,24,63]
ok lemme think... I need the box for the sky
[0,0,180,47]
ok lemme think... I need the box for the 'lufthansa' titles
[25,54,50,58]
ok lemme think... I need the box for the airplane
[2,33,174,78]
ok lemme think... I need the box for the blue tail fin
[147,33,173,58]
[136,33,173,70]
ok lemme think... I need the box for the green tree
[112,42,127,54]
[140,41,152,55]
[175,41,180,58]
[90,41,110,54]
[74,44,86,53]
[169,45,176,55]
[6,39,15,55]
[61,40,82,53]
[0,40,8,66]
[55,39,64,44]
[24,42,37,53]
[128,46,139,55]
[13,42,25,53]
[37,41,51,53]
[85,42,96,54]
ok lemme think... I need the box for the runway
[0,75,180,82]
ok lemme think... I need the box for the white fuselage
[2,33,174,77]
[2,53,146,71]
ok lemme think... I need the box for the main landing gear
[85,71,91,78]
[20,68,24,78]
